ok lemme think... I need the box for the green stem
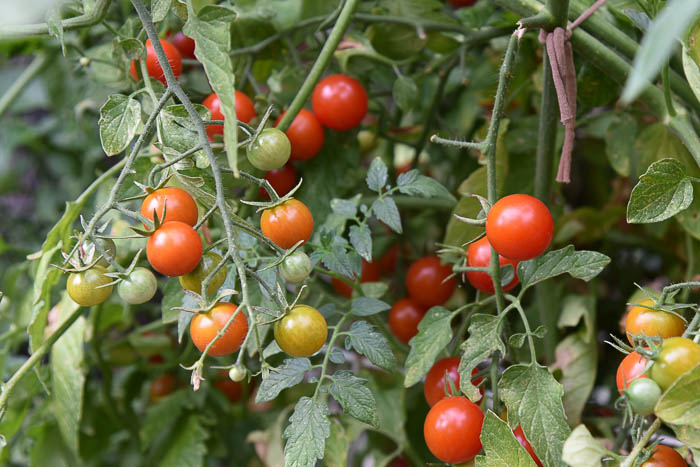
[620,418,662,467]
[682,233,695,303]
[313,314,351,399]
[662,64,676,117]
[0,53,51,119]
[511,299,538,363]
[0,0,111,39]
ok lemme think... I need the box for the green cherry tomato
[178,251,227,296]
[67,266,113,306]
[625,378,661,416]
[118,267,158,305]
[274,304,328,357]
[228,365,247,382]
[279,251,312,283]
[650,336,700,391]
[246,128,291,171]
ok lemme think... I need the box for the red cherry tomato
[616,351,648,394]
[424,396,484,464]
[149,373,176,401]
[513,425,543,467]
[312,74,368,131]
[424,357,483,407]
[190,302,248,357]
[485,194,554,261]
[466,236,519,294]
[377,244,400,275]
[389,298,426,343]
[275,109,325,161]
[146,221,202,277]
[405,256,456,308]
[202,91,256,139]
[260,199,314,249]
[450,0,478,8]
[168,31,195,59]
[259,164,299,199]
[214,370,243,403]
[641,445,686,466]
[129,39,182,85]
[141,187,198,226]
[331,259,381,298]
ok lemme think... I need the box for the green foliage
[476,411,537,467]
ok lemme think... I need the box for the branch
[0,53,52,119]
[0,0,111,39]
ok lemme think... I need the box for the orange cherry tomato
[141,187,198,226]
[202,91,256,139]
[259,164,299,199]
[214,370,243,403]
[149,373,176,400]
[129,39,182,85]
[260,199,313,249]
[513,425,543,467]
[168,31,195,59]
[190,302,248,357]
[275,109,325,161]
[625,299,685,346]
[146,221,202,277]
[641,445,686,467]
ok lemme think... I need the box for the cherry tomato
[331,259,381,298]
[260,199,314,249]
[168,31,195,58]
[466,236,519,294]
[141,187,198,226]
[650,336,700,391]
[259,164,299,200]
[424,396,484,464]
[147,221,203,276]
[485,194,554,261]
[274,304,328,357]
[149,373,176,401]
[377,243,399,275]
[190,302,248,357]
[405,256,456,308]
[118,267,158,304]
[641,445,686,467]
[67,265,113,306]
[424,357,483,407]
[279,250,312,284]
[625,299,685,345]
[247,128,291,171]
[357,129,377,153]
[202,91,256,139]
[311,74,368,131]
[228,365,247,382]
[129,39,182,85]
[389,298,426,344]
[388,456,409,467]
[178,251,227,296]
[616,351,648,394]
[513,425,543,467]
[214,370,243,403]
[450,0,478,7]
[625,378,661,416]
[275,109,325,161]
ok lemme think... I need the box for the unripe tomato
[215,369,243,403]
[149,373,176,401]
[485,194,554,261]
[129,39,182,85]
[259,164,299,200]
[190,302,248,357]
[312,74,368,131]
[641,445,686,466]
[274,304,328,357]
[466,236,519,294]
[424,357,483,407]
[279,251,312,283]
[331,259,381,298]
[118,267,158,304]
[147,221,202,277]
[616,351,648,394]
[650,337,700,391]
[513,425,543,467]
[424,396,484,464]
[178,251,227,296]
[357,129,377,153]
[405,256,456,308]
[625,378,661,416]
[389,298,426,343]
[260,199,313,249]
[140,187,198,226]
[168,31,195,59]
[625,299,685,345]
[275,109,325,161]
[202,91,256,139]
[247,128,291,171]
[67,265,114,306]
[228,365,247,382]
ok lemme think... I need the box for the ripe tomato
[485,194,554,261]
[129,39,182,85]
[246,128,291,171]
[424,357,483,407]
[616,351,648,394]
[67,265,113,306]
[202,91,256,139]
[377,243,399,275]
[311,74,368,131]
[389,298,426,344]
[331,259,381,298]
[190,302,248,356]
[141,187,198,226]
[513,425,543,467]
[168,31,195,59]
[274,304,328,357]
[260,199,313,249]
[146,221,202,276]
[625,378,661,416]
[118,267,158,304]
[650,336,700,391]
[450,0,478,7]
[641,445,686,467]
[424,396,484,464]
[178,251,227,296]
[466,236,519,294]
[259,164,299,200]
[149,373,176,401]
[625,299,685,345]
[214,370,243,403]
[275,109,325,161]
[405,256,456,308]
[279,250,312,284]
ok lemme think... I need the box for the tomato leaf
[517,246,610,290]
[404,307,454,387]
[371,197,402,233]
[345,321,396,371]
[562,425,609,467]
[157,414,208,467]
[459,314,506,401]
[476,411,537,467]
[329,371,378,427]
[283,396,330,467]
[151,0,172,22]
[393,75,418,112]
[553,331,597,428]
[366,157,388,192]
[256,358,312,403]
[161,278,186,323]
[313,239,359,279]
[397,170,455,201]
[140,390,189,448]
[349,224,372,262]
[350,297,390,317]
[683,43,700,104]
[330,196,360,219]
[323,419,350,467]
[627,158,694,223]
[655,362,700,429]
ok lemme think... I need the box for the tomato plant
[178,251,227,296]
[275,109,325,161]
[140,187,198,226]
[311,74,368,131]
[190,302,248,357]
[146,221,203,276]
[66,266,113,307]
[246,128,291,171]
[202,90,256,138]
[117,267,158,304]
[465,236,519,293]
[625,299,686,345]
[260,198,313,249]
[274,304,328,357]
[650,337,700,391]
[214,370,243,403]
[424,396,483,464]
[129,38,182,85]
[405,256,456,307]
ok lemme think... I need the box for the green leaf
[562,425,608,467]
[499,364,571,467]
[367,23,427,61]
[256,358,312,402]
[345,321,396,371]
[459,314,506,401]
[330,196,360,219]
[518,246,611,290]
[349,224,372,262]
[140,391,189,447]
[683,43,700,105]
[397,169,456,201]
[476,411,537,467]
[329,371,378,427]
[158,104,210,164]
[622,0,700,102]
[404,307,454,387]
[367,372,406,443]
[157,414,208,467]
[371,197,402,233]
[98,94,142,156]
[553,330,597,427]
[350,297,390,317]
[669,423,700,449]
[635,123,699,178]
[283,396,331,467]
[152,0,172,22]
[655,362,700,428]
[393,75,418,112]
[161,278,186,323]
[627,158,693,223]
[323,419,350,467]
[366,157,388,192]
[314,241,358,279]
[604,114,636,177]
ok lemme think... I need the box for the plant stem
[0,0,111,39]
[0,53,52,119]
[620,418,662,467]
[682,233,695,303]
[360,194,456,210]
[313,314,350,399]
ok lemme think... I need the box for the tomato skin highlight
[146,221,203,277]
[141,187,198,226]
[260,199,314,249]
[149,373,176,401]
[331,259,381,298]
[405,256,456,308]
[190,302,248,357]
[616,351,648,394]
[389,298,427,344]
[650,336,700,391]
[202,91,256,139]
[513,425,543,467]
[259,164,299,200]
[625,299,685,345]
[485,194,554,261]
[274,304,328,357]
[168,31,195,59]
[423,396,484,464]
[129,39,182,85]
[466,236,519,294]
[312,74,368,131]
[275,109,325,161]
[424,357,483,407]
[178,251,227,296]
[67,266,114,306]
[641,445,686,467]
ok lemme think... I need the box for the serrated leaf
[99,94,142,156]
[329,371,378,427]
[562,425,608,467]
[393,75,418,112]
[283,397,330,467]
[518,246,610,290]
[350,297,390,317]
[345,321,396,371]
[157,414,208,467]
[141,391,189,447]
[371,197,402,233]
[366,157,388,192]
[477,411,537,467]
[257,358,312,402]
[349,224,372,262]
[330,196,360,219]
[315,244,357,279]
[627,158,693,223]
[459,314,505,401]
[152,0,172,22]
[655,363,700,428]
[397,170,455,201]
[404,307,454,387]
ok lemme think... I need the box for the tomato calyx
[452,194,491,226]
[240,175,304,210]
